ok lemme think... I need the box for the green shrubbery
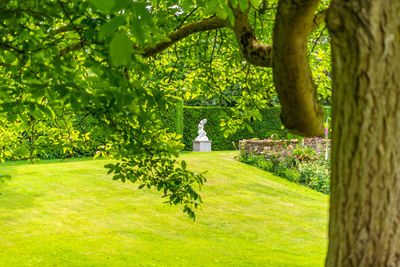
[240,140,330,194]
[0,113,105,161]
[160,98,184,137]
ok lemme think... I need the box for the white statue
[195,119,209,141]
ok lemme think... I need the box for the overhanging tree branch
[229,4,327,68]
[140,2,327,137]
[141,5,327,68]
[142,16,228,58]
[273,0,325,136]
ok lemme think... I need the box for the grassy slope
[0,151,328,266]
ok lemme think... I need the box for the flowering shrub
[297,162,330,194]
[291,147,318,161]
[240,139,330,194]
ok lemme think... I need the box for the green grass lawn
[0,151,328,266]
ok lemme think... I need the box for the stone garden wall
[239,138,331,155]
[302,138,331,154]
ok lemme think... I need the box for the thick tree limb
[273,0,325,136]
[142,6,327,67]
[229,5,326,68]
[230,6,273,67]
[143,16,228,58]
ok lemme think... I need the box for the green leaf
[138,184,146,189]
[99,16,126,40]
[93,151,101,160]
[4,52,16,64]
[111,0,130,12]
[181,160,187,170]
[90,0,116,13]
[246,123,254,133]
[132,19,145,45]
[238,0,248,11]
[230,0,238,8]
[181,0,194,10]
[223,130,230,138]
[226,6,235,26]
[216,9,227,19]
[204,1,218,16]
[104,163,114,169]
[250,0,260,8]
[110,31,132,66]
[37,105,55,120]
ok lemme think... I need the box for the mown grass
[0,151,328,266]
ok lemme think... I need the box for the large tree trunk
[326,0,400,266]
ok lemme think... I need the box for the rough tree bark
[326,0,400,266]
[273,0,325,137]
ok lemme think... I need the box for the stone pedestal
[192,140,212,152]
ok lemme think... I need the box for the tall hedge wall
[160,98,184,136]
[161,103,331,151]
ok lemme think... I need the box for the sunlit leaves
[249,0,262,8]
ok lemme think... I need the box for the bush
[291,147,318,162]
[0,112,106,161]
[239,142,330,194]
[240,154,274,172]
[297,162,330,194]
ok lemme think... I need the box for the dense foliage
[0,111,105,161]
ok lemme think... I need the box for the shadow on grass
[0,173,11,181]
[0,168,42,210]
[0,173,11,195]
[0,188,41,211]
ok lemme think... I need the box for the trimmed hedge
[159,103,331,151]
[160,98,184,136]
[183,107,278,151]
[181,106,331,151]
